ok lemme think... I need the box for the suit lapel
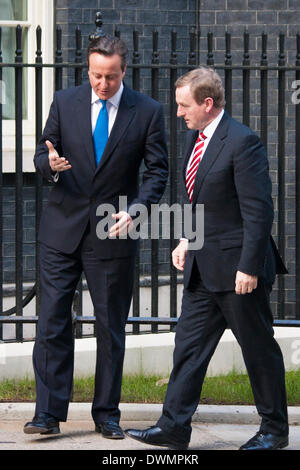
[182,130,198,174]
[94,84,136,177]
[191,111,230,206]
[75,82,97,173]
[182,130,198,198]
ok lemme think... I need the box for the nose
[177,105,184,117]
[97,77,108,88]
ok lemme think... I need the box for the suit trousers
[157,260,288,442]
[33,224,135,423]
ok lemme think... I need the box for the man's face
[88,52,126,100]
[176,85,211,130]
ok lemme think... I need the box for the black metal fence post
[132,29,141,335]
[75,26,83,87]
[0,27,3,340]
[277,32,286,319]
[169,30,178,330]
[189,27,197,68]
[151,30,159,334]
[296,33,300,321]
[260,32,268,149]
[74,26,84,339]
[207,31,214,67]
[55,25,63,91]
[35,26,43,324]
[243,30,250,128]
[224,32,232,115]
[15,25,24,342]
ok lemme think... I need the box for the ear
[204,97,214,113]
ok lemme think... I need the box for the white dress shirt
[181,108,224,242]
[52,83,124,183]
[91,82,124,135]
[185,109,224,176]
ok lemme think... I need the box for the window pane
[1,26,28,119]
[0,0,27,21]
[0,1,28,119]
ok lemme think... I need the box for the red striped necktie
[185,131,207,202]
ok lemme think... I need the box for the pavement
[0,403,300,452]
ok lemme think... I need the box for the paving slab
[0,402,299,456]
[0,420,299,451]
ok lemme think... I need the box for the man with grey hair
[126,67,289,451]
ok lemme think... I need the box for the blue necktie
[93,99,108,166]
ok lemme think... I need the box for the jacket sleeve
[233,133,274,276]
[127,103,168,219]
[34,92,62,183]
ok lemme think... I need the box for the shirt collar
[91,82,124,107]
[200,108,224,139]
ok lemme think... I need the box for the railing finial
[89,11,105,41]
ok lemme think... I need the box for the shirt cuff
[51,172,59,183]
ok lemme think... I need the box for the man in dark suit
[126,67,289,450]
[23,35,168,438]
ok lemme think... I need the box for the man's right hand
[172,239,188,271]
[46,140,71,173]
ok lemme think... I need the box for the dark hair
[87,35,128,71]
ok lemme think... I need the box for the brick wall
[55,0,197,60]
[3,0,298,318]
[3,175,51,284]
[54,0,299,316]
[197,0,299,317]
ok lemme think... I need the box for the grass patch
[0,369,300,405]
[0,377,36,402]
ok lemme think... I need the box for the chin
[97,91,110,99]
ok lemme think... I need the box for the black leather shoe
[125,426,189,450]
[95,421,124,439]
[24,412,60,435]
[239,432,289,450]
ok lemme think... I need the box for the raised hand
[46,140,71,173]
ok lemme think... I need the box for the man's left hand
[235,271,258,295]
[109,211,133,238]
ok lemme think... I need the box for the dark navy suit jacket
[34,82,168,258]
[181,111,287,292]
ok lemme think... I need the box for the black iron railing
[0,13,300,343]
